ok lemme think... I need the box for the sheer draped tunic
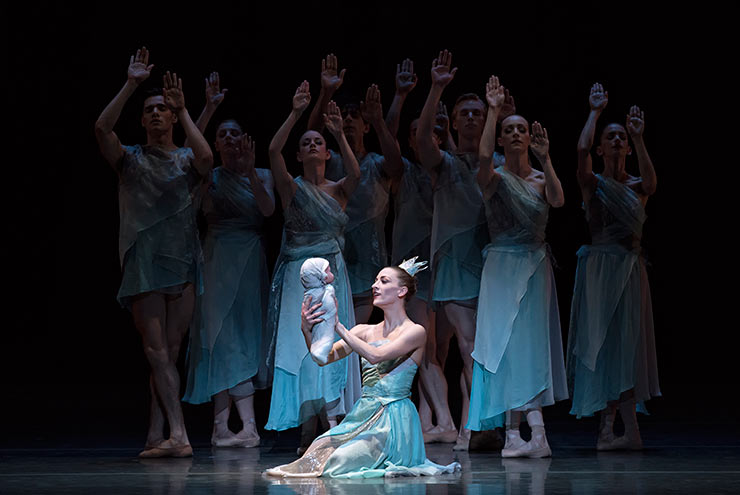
[183,167,270,403]
[567,175,660,418]
[265,177,361,430]
[117,144,203,308]
[468,167,568,430]
[326,152,391,295]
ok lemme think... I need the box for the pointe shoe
[234,431,261,448]
[501,435,528,458]
[138,444,193,458]
[211,434,243,448]
[518,436,551,458]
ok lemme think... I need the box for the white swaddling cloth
[300,258,338,365]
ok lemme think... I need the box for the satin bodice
[359,341,417,405]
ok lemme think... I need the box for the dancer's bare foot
[423,425,458,443]
[144,437,165,450]
[453,428,471,451]
[139,439,193,458]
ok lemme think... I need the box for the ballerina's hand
[530,121,549,160]
[301,296,325,333]
[205,71,227,108]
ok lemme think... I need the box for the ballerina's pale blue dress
[117,144,203,309]
[567,175,661,418]
[430,151,494,305]
[265,177,361,430]
[391,158,433,303]
[183,167,272,403]
[266,341,461,478]
[326,152,390,296]
[467,167,568,431]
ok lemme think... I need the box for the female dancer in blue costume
[569,83,660,450]
[264,81,362,441]
[467,76,568,459]
[306,55,404,325]
[266,262,461,478]
[182,73,276,448]
[94,47,213,457]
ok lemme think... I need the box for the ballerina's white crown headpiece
[398,256,428,277]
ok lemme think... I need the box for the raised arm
[435,102,457,152]
[307,54,346,132]
[191,72,228,137]
[324,100,361,200]
[385,58,418,138]
[626,105,656,196]
[235,133,276,217]
[94,47,154,171]
[577,83,607,191]
[531,122,565,207]
[335,321,425,365]
[362,84,403,179]
[478,75,505,189]
[418,50,457,170]
[268,81,311,208]
[163,71,213,176]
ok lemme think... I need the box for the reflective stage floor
[2,422,739,494]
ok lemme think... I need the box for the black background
[2,2,723,446]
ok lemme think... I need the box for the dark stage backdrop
[3,2,720,446]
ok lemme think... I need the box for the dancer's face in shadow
[297,130,330,163]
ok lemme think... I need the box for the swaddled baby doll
[300,258,337,365]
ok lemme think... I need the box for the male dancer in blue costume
[416,50,512,450]
[307,54,404,325]
[569,83,660,450]
[383,58,457,443]
[95,47,213,458]
[466,75,568,458]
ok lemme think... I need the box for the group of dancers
[94,47,660,476]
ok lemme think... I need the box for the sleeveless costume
[567,175,661,418]
[430,151,493,305]
[325,152,390,296]
[265,177,361,430]
[183,167,271,403]
[467,167,568,431]
[117,144,203,309]
[391,158,434,302]
[266,341,461,478]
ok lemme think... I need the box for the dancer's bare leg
[132,288,192,455]
[410,298,456,442]
[145,375,165,448]
[444,301,476,450]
